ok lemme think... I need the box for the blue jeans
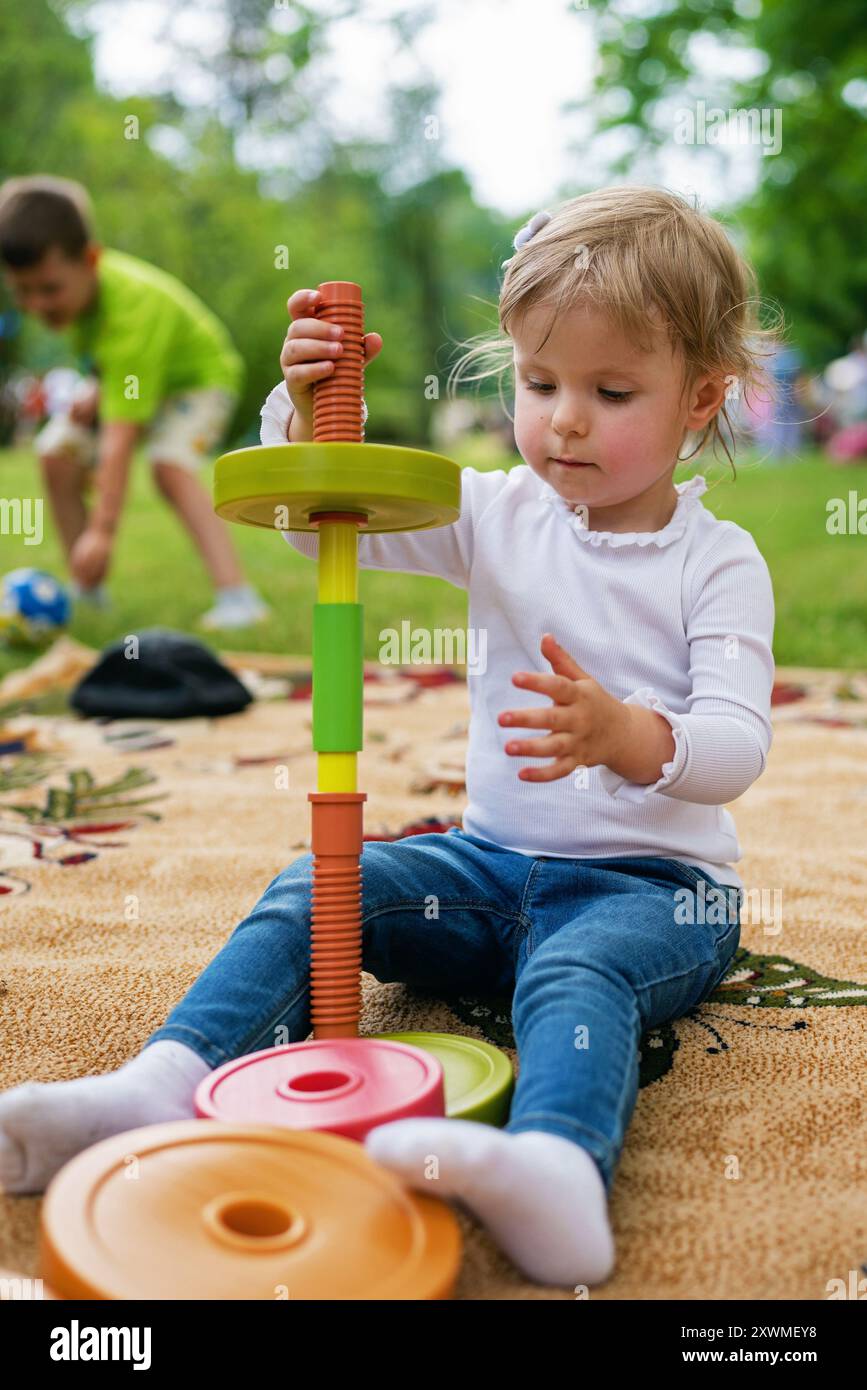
[146,827,742,1195]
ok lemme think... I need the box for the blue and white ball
[0,568,71,649]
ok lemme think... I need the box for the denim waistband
[446,827,737,898]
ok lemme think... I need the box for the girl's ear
[685,372,728,430]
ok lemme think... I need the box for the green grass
[1,437,865,688]
[698,452,867,668]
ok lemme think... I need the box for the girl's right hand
[281,288,382,440]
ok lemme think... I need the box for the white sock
[214,584,257,601]
[70,581,109,605]
[0,1040,211,1195]
[365,1119,615,1288]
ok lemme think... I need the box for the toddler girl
[0,186,776,1290]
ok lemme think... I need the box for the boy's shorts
[34,387,237,475]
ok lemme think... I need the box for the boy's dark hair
[0,175,95,267]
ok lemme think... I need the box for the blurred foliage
[0,0,864,443]
[569,0,867,367]
[0,0,511,445]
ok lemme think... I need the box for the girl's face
[512,300,723,516]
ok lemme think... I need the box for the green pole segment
[312,603,364,751]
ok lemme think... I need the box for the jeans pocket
[664,858,721,894]
[708,920,741,994]
[667,862,742,933]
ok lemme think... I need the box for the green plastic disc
[214,442,461,534]
[368,1032,514,1127]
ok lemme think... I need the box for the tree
[566,0,867,364]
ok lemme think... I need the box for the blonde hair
[447,185,785,473]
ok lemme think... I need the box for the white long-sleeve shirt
[261,380,775,890]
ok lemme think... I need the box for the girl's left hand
[498,633,629,782]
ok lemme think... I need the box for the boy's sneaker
[70,581,112,610]
[197,585,270,631]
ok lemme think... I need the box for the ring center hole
[219,1199,294,1240]
[287,1069,350,1093]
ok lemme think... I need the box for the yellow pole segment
[317,521,359,793]
[318,523,358,602]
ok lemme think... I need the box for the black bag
[70,628,253,719]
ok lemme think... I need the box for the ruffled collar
[536,472,708,549]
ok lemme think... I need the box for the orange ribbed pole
[308,281,366,1038]
[307,791,365,1036]
[312,281,365,442]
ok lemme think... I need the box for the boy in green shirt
[0,175,269,630]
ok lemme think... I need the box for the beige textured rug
[1,658,866,1300]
